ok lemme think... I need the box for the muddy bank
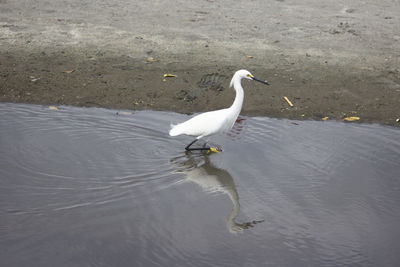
[1,48,399,126]
[0,0,399,126]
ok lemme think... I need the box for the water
[1,103,399,267]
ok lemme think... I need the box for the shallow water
[1,103,399,267]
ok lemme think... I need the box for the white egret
[169,69,269,152]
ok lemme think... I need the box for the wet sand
[1,0,399,126]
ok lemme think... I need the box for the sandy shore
[1,0,399,126]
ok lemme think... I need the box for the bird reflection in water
[170,153,264,233]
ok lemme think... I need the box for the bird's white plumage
[170,108,233,139]
[169,69,267,150]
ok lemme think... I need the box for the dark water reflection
[1,103,399,267]
[170,153,264,234]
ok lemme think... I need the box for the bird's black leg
[185,139,198,150]
[185,139,211,151]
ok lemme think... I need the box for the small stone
[174,90,188,100]
[146,57,157,63]
[184,91,197,102]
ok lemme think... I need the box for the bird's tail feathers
[169,123,181,136]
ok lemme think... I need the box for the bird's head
[230,69,269,87]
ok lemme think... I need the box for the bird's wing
[169,109,229,138]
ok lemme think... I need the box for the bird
[169,69,269,152]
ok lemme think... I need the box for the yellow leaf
[49,106,59,110]
[246,55,254,58]
[322,116,329,121]
[283,96,293,107]
[344,116,360,122]
[62,70,74,74]
[163,74,177,78]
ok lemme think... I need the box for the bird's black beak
[252,76,270,85]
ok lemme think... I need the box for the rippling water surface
[1,103,399,267]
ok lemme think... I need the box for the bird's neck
[229,79,244,116]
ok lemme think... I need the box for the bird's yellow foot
[208,147,222,153]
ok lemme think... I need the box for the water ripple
[1,103,400,267]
